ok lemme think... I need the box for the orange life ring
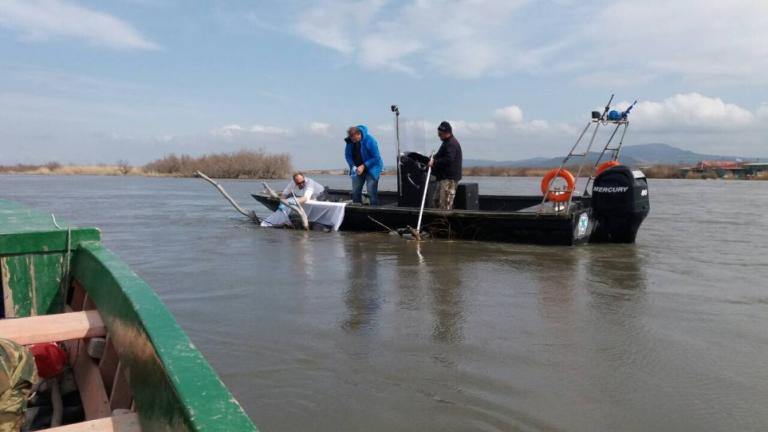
[595,160,620,176]
[540,168,576,202]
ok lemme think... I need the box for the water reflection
[339,238,468,345]
[341,237,382,333]
[583,245,647,294]
[293,232,316,284]
[534,247,580,320]
[425,243,465,344]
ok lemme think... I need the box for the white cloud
[309,121,331,136]
[211,124,290,137]
[211,124,244,137]
[294,0,385,55]
[627,93,756,133]
[449,120,496,137]
[494,106,524,124]
[294,0,527,78]
[250,124,290,134]
[491,105,566,134]
[0,0,159,49]
[291,0,768,84]
[572,0,768,85]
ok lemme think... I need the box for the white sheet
[303,200,346,231]
[261,200,347,231]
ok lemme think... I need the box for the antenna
[391,105,402,197]
[601,94,615,120]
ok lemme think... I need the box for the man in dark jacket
[429,121,463,210]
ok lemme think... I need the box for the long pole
[392,105,402,197]
[416,151,434,234]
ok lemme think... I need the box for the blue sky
[0,0,766,169]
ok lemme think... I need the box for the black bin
[399,152,436,208]
[454,183,479,210]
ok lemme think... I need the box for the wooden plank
[0,310,105,345]
[70,334,111,420]
[99,336,119,396]
[109,362,133,411]
[44,412,141,432]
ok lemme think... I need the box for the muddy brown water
[3,175,768,431]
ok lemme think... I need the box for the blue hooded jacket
[344,124,384,180]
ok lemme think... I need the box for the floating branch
[195,171,259,221]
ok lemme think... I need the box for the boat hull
[251,190,595,246]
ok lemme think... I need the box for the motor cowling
[590,165,650,243]
[398,152,436,207]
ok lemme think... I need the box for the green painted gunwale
[0,199,258,431]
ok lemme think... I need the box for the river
[3,175,768,431]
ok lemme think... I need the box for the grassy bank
[1,150,292,179]
[0,161,137,176]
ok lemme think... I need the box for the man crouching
[261,172,325,227]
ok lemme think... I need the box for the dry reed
[143,149,292,179]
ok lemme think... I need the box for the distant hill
[464,143,757,168]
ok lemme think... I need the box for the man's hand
[428,159,434,168]
[356,164,365,175]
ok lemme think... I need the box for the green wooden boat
[0,199,258,431]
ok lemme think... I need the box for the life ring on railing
[541,168,576,202]
[595,160,621,176]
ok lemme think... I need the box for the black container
[399,152,436,208]
[454,183,479,210]
[590,165,650,243]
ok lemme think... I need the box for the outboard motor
[399,152,436,208]
[590,165,650,243]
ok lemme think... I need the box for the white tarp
[261,200,347,231]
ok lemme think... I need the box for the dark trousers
[351,172,379,205]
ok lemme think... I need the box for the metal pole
[392,105,402,197]
[614,122,630,159]
[416,151,434,234]
[582,122,621,196]
[568,120,603,209]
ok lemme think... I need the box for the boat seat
[44,412,141,431]
[0,310,105,345]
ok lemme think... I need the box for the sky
[0,0,766,169]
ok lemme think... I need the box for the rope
[51,213,62,229]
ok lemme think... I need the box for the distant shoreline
[2,165,766,181]
[5,148,764,180]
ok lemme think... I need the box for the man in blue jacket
[345,125,384,205]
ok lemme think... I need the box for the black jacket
[433,136,462,181]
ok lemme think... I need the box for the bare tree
[117,160,132,175]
